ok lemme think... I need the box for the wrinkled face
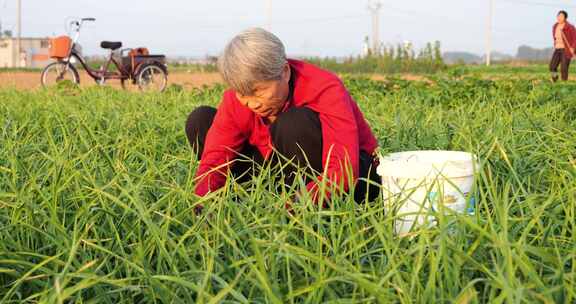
[558,13,566,24]
[235,64,291,118]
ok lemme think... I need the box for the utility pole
[367,0,382,55]
[486,0,494,66]
[265,0,272,31]
[16,0,22,67]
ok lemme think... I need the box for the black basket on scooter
[121,47,166,76]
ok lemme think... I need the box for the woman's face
[558,13,566,24]
[235,64,291,118]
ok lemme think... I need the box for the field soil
[0,70,429,90]
[0,71,223,90]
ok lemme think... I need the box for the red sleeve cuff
[305,180,333,206]
[195,185,209,197]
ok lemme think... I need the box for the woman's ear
[283,63,291,83]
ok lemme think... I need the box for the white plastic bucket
[376,150,478,236]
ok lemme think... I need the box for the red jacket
[194,59,378,198]
[553,22,576,58]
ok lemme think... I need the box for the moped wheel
[41,62,80,88]
[136,64,167,92]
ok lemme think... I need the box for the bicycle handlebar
[70,17,96,29]
[69,18,95,44]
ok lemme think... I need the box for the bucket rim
[376,150,479,179]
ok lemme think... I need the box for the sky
[0,0,573,58]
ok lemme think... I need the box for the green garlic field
[1,76,575,303]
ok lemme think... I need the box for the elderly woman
[185,28,380,208]
[550,10,576,82]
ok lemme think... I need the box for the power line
[500,0,576,8]
[379,2,554,51]
[157,14,366,33]
[380,4,474,26]
[275,14,365,24]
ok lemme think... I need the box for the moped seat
[100,41,122,50]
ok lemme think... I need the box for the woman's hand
[284,198,295,215]
[194,204,204,216]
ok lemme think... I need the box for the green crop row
[0,75,575,303]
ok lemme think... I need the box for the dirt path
[0,71,223,90]
[0,70,431,91]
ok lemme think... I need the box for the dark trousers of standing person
[185,106,381,203]
[550,49,571,82]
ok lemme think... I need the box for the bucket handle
[406,154,418,162]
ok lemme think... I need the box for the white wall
[0,38,50,68]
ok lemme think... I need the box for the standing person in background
[550,10,576,82]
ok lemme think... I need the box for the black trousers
[185,106,381,203]
[550,49,571,81]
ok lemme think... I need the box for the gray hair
[218,28,287,96]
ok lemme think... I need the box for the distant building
[0,37,51,68]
